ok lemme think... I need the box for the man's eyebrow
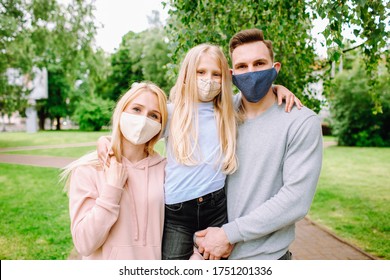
[253,58,268,63]
[233,62,246,68]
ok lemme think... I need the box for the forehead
[125,90,160,110]
[197,52,220,70]
[232,41,272,65]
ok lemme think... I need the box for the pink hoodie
[69,154,166,260]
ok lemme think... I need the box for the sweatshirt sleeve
[69,165,123,256]
[223,114,323,244]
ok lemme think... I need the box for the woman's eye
[151,114,159,120]
[132,107,141,112]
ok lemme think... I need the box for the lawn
[0,130,109,148]
[308,146,390,259]
[0,164,72,259]
[0,131,388,259]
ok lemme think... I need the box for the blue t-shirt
[164,102,226,204]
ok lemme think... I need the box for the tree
[163,0,322,111]
[329,58,389,146]
[309,0,389,112]
[163,0,389,113]
[0,0,99,130]
[104,27,172,101]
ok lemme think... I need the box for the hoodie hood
[121,153,165,169]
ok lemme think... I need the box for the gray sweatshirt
[222,101,323,259]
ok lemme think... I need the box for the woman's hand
[105,156,128,188]
[273,84,303,112]
[97,136,113,167]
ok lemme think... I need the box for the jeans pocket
[165,202,183,212]
[213,190,227,208]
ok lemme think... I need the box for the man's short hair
[229,28,274,61]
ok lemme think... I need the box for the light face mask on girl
[232,67,278,103]
[119,112,161,145]
[197,78,221,102]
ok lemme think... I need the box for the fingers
[277,91,283,105]
[295,96,303,109]
[195,229,207,237]
[287,94,294,112]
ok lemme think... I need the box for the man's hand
[195,227,234,260]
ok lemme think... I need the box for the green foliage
[164,0,321,112]
[104,28,172,101]
[72,96,114,131]
[329,60,390,147]
[309,0,390,110]
[0,0,99,129]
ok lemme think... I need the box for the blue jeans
[162,188,228,260]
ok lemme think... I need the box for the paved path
[0,141,377,260]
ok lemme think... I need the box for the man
[195,28,323,260]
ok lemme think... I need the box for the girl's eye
[132,107,141,113]
[213,73,222,77]
[150,114,160,120]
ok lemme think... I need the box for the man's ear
[274,62,281,73]
[229,68,233,76]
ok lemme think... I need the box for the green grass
[0,164,73,259]
[309,146,390,259]
[0,130,109,148]
[4,146,96,158]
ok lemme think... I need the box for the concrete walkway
[0,141,377,260]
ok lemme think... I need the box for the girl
[162,44,237,259]
[61,82,168,259]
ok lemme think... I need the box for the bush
[72,96,114,131]
[329,61,390,147]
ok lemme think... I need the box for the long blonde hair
[60,81,168,193]
[169,44,237,174]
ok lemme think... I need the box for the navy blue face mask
[232,67,278,103]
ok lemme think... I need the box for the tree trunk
[56,116,61,130]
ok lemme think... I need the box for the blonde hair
[169,44,237,174]
[60,81,168,193]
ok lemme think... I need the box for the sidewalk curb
[305,217,378,260]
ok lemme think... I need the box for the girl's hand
[97,136,113,167]
[273,85,303,112]
[105,157,128,188]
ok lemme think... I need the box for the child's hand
[97,136,113,167]
[273,84,303,112]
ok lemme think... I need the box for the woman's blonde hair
[60,81,168,193]
[169,44,237,174]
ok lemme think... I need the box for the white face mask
[197,78,221,102]
[119,112,161,145]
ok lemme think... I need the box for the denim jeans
[162,188,228,260]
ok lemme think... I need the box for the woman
[61,82,168,259]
